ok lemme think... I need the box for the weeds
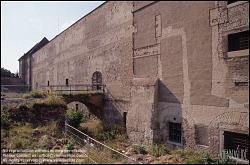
[151,144,169,157]
[133,145,148,155]
[23,90,47,99]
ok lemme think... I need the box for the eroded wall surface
[130,1,249,156]
[31,1,134,123]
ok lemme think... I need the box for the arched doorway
[92,71,102,90]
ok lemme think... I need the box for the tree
[1,68,16,78]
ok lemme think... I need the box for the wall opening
[224,131,249,160]
[169,122,182,144]
[228,31,249,52]
[92,71,102,90]
[66,79,69,86]
[123,112,127,126]
[47,81,50,87]
[75,104,79,111]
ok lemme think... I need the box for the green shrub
[151,144,169,157]
[202,151,234,164]
[23,90,47,99]
[43,95,66,108]
[133,145,148,155]
[65,108,86,128]
[1,109,10,129]
[66,139,75,154]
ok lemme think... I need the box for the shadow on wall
[67,101,98,120]
[152,79,185,150]
[102,88,124,128]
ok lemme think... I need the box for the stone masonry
[19,1,249,159]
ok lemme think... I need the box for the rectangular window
[224,131,249,160]
[228,31,249,52]
[75,104,79,111]
[66,79,69,86]
[169,122,182,143]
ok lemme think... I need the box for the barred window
[169,122,182,143]
[228,31,249,52]
[224,131,249,160]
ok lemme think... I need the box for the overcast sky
[1,1,105,73]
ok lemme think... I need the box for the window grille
[228,31,249,52]
[169,122,182,143]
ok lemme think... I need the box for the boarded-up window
[195,125,208,145]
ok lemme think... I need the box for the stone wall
[130,1,249,157]
[31,1,134,123]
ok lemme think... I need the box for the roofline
[48,1,107,44]
[18,37,49,61]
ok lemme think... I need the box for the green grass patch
[132,145,148,155]
[151,144,169,157]
[23,90,47,99]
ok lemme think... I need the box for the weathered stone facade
[19,1,249,159]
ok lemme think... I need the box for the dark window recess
[195,125,208,146]
[123,112,127,126]
[228,31,249,52]
[235,82,248,86]
[169,122,182,143]
[66,79,69,86]
[75,104,79,111]
[227,1,238,5]
[224,131,249,160]
[47,81,50,87]
[92,71,102,90]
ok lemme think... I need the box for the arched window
[92,71,102,90]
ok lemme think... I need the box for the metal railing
[65,122,141,164]
[41,84,106,95]
[1,85,31,93]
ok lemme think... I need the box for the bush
[151,144,169,157]
[43,95,66,108]
[133,145,148,155]
[23,90,47,99]
[1,109,10,129]
[66,139,75,154]
[65,108,86,128]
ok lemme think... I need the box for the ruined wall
[130,1,249,157]
[31,1,134,123]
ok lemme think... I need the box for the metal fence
[65,122,141,164]
[41,84,105,95]
[1,85,31,93]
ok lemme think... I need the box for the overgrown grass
[151,144,169,157]
[133,145,148,155]
[2,121,63,150]
[23,90,47,99]
[8,123,33,149]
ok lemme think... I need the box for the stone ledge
[131,77,158,86]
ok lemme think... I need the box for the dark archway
[92,71,102,90]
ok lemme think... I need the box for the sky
[1,1,105,73]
